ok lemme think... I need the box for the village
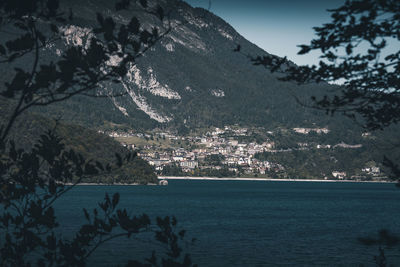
[104,125,384,180]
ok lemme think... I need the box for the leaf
[5,68,30,94]
[105,193,110,204]
[118,25,128,44]
[6,33,34,53]
[107,42,118,53]
[103,17,116,41]
[7,53,19,62]
[46,234,56,250]
[115,0,130,11]
[178,230,185,239]
[297,45,311,55]
[151,27,158,39]
[9,140,17,161]
[46,0,60,17]
[55,17,66,23]
[346,44,353,55]
[0,44,5,55]
[100,194,110,211]
[68,8,73,20]
[140,30,152,44]
[48,180,56,195]
[112,193,120,208]
[130,40,140,53]
[128,17,140,34]
[14,22,28,30]
[96,13,104,26]
[139,0,147,8]
[50,23,59,33]
[155,5,164,21]
[83,208,90,221]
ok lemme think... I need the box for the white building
[180,160,199,169]
[332,171,346,179]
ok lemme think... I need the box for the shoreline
[64,177,395,185]
[157,176,395,183]
[64,182,158,186]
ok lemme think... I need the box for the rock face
[29,0,342,131]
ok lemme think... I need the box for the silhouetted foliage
[358,229,400,247]
[0,0,172,141]
[0,0,195,266]
[240,1,400,265]
[358,229,400,267]
[237,0,400,180]
[242,0,399,131]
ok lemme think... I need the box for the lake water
[54,180,400,266]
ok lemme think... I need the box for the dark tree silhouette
[236,0,400,179]
[0,0,172,142]
[0,0,195,266]
[242,0,399,131]
[358,229,400,267]
[237,1,400,265]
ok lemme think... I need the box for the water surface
[55,180,400,266]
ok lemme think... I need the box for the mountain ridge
[2,0,357,133]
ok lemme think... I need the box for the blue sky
[184,0,345,66]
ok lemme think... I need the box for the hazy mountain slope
[3,0,352,132]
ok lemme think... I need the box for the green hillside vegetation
[1,99,157,184]
[252,124,400,179]
[254,145,395,180]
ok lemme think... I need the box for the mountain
[26,0,347,133]
[2,0,399,179]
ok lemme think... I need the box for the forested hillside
[7,0,354,135]
[1,100,157,184]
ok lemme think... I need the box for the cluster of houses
[105,125,384,179]
[334,166,383,180]
[140,127,284,174]
[106,126,285,175]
